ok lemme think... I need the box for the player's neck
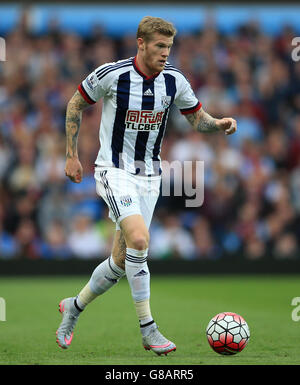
[135,54,159,79]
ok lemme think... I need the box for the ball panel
[233,333,242,343]
[230,326,241,335]
[225,332,233,344]
[224,315,234,323]
[227,341,239,350]
[207,335,213,345]
[206,323,215,335]
[215,324,224,333]
[227,321,239,330]
[219,332,226,344]
[217,319,228,329]
[238,337,249,351]
[211,331,219,341]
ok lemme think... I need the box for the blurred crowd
[0,10,300,261]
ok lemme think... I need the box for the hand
[64,156,83,183]
[216,117,237,135]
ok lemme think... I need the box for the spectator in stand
[67,212,106,259]
[41,220,72,259]
[150,213,196,260]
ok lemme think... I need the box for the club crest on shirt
[161,95,171,109]
[120,195,132,207]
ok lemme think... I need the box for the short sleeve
[174,75,202,115]
[78,67,109,104]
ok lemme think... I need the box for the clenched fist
[65,156,83,183]
[216,118,237,135]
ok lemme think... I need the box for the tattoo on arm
[65,90,90,158]
[185,108,220,133]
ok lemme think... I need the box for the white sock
[89,255,125,295]
[125,248,150,302]
[73,256,125,312]
[125,247,155,334]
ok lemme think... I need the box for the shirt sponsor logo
[125,109,165,131]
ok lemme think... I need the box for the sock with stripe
[125,248,154,334]
[74,256,125,312]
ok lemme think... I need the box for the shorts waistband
[94,165,161,180]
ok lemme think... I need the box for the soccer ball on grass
[206,312,250,355]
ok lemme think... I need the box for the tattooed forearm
[65,90,90,158]
[196,111,219,133]
[66,110,81,159]
[185,108,220,133]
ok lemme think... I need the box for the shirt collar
[133,56,160,81]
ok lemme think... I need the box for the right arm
[184,107,237,135]
[64,90,91,183]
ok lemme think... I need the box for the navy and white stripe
[125,252,148,264]
[152,73,177,175]
[79,57,201,176]
[111,71,131,169]
[164,63,187,78]
[134,78,155,175]
[95,59,132,81]
[108,256,123,278]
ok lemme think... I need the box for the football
[206,312,250,355]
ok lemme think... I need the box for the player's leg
[56,167,133,349]
[120,214,176,356]
[120,214,152,326]
[56,230,126,349]
[74,214,149,316]
[76,230,126,309]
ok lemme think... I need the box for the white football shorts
[94,166,161,230]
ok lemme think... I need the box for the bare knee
[128,231,149,251]
[112,231,148,268]
[120,215,149,251]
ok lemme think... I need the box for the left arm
[184,108,237,135]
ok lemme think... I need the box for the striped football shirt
[78,56,201,176]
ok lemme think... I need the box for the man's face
[138,33,174,74]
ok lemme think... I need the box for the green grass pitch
[0,274,299,365]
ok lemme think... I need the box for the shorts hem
[114,211,143,230]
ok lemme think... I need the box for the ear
[137,37,145,51]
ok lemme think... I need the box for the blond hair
[137,16,177,42]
